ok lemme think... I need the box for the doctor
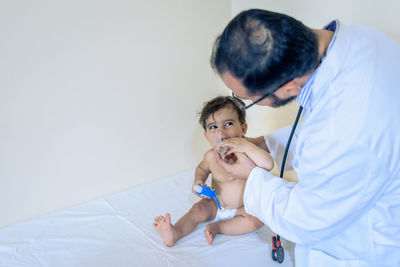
[211,9,400,266]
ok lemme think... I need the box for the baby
[153,96,274,246]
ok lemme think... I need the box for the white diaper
[213,208,237,222]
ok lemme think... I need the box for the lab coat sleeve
[244,135,392,245]
[264,125,296,172]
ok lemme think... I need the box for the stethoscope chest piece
[271,235,284,263]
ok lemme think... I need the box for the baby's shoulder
[203,148,217,162]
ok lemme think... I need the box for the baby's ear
[241,123,248,135]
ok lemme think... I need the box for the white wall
[0,0,230,228]
[232,0,400,138]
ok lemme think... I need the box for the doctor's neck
[313,29,334,63]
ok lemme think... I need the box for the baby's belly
[213,180,246,209]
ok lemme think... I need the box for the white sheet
[0,170,294,267]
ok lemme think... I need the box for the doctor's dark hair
[199,96,246,130]
[210,9,319,96]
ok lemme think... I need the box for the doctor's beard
[270,94,297,108]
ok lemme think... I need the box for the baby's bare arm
[245,142,274,171]
[192,151,212,196]
[246,136,269,152]
[194,152,211,184]
[222,138,274,171]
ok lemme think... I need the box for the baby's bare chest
[209,159,236,183]
[209,160,246,208]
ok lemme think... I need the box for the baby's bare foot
[205,223,219,245]
[152,213,176,247]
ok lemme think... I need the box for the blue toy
[193,184,222,210]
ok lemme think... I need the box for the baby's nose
[216,129,230,140]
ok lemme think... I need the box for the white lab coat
[243,22,400,266]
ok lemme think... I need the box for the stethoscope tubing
[274,105,303,263]
[280,106,303,178]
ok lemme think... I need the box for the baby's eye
[208,125,217,130]
[225,121,234,127]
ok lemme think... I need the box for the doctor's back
[292,23,400,266]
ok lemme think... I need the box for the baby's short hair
[199,96,246,130]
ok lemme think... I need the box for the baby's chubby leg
[153,198,217,247]
[205,207,264,245]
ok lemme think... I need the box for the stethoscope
[271,105,303,264]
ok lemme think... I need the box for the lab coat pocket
[307,249,360,267]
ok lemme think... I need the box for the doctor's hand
[215,150,256,180]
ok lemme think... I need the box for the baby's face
[204,107,247,151]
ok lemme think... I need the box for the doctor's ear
[276,78,304,98]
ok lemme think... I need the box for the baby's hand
[192,184,209,198]
[221,137,251,154]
